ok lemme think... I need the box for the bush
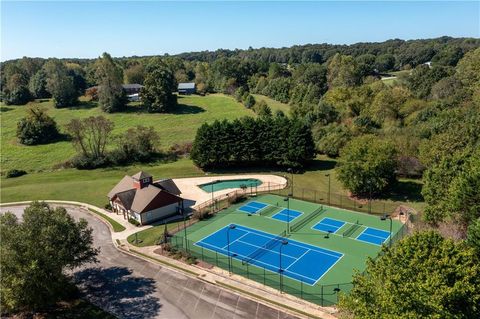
[228,193,247,205]
[16,106,60,145]
[6,169,27,178]
[243,94,255,108]
[128,218,140,226]
[169,142,193,157]
[193,208,210,220]
[71,154,109,169]
[104,203,112,210]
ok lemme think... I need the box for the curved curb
[0,200,335,319]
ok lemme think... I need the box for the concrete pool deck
[172,175,287,209]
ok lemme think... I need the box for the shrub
[71,154,109,169]
[104,203,112,210]
[193,208,210,220]
[243,94,256,108]
[6,169,27,178]
[16,106,60,145]
[128,218,140,226]
[169,142,193,157]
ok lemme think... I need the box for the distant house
[178,83,196,95]
[107,171,183,225]
[122,84,143,95]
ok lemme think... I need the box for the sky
[1,1,479,61]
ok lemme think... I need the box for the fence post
[301,281,303,299]
[215,251,218,266]
[201,247,204,261]
[321,285,324,307]
[246,263,249,279]
[263,267,266,285]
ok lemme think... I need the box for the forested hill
[174,36,480,66]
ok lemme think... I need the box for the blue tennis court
[312,218,345,234]
[356,227,390,245]
[237,201,268,214]
[195,224,343,285]
[271,209,302,223]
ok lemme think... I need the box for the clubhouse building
[107,171,184,225]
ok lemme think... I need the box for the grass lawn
[1,93,253,173]
[252,94,290,114]
[127,220,184,247]
[1,93,424,214]
[88,208,126,232]
[0,156,425,213]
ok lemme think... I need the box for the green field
[1,93,424,213]
[1,94,253,173]
[252,94,290,114]
[171,194,404,306]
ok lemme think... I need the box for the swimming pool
[199,178,262,193]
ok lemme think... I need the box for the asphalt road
[1,205,299,319]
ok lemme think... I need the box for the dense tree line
[191,116,315,169]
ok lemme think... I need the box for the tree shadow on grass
[74,266,161,319]
[121,103,205,115]
[379,180,424,204]
[0,106,13,112]
[68,100,98,110]
[303,158,337,172]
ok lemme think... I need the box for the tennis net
[259,205,278,216]
[342,221,361,238]
[290,206,324,232]
[242,230,286,265]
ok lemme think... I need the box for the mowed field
[1,94,254,172]
[1,93,424,212]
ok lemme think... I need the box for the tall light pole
[180,202,188,252]
[380,214,393,247]
[211,183,215,213]
[325,174,331,205]
[283,193,292,234]
[279,240,288,293]
[287,168,294,196]
[367,179,373,214]
[227,224,236,274]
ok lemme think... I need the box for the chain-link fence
[170,234,353,306]
[193,181,403,217]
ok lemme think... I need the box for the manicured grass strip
[128,248,197,276]
[216,281,324,319]
[127,220,183,247]
[88,208,126,232]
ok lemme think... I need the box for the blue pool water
[199,178,262,193]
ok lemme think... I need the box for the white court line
[311,222,342,234]
[236,239,299,260]
[284,249,311,271]
[312,253,345,286]
[194,238,319,283]
[240,225,343,259]
[221,232,250,250]
[195,224,344,285]
[355,228,390,245]
[317,217,346,228]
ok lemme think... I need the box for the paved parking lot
[1,205,299,319]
